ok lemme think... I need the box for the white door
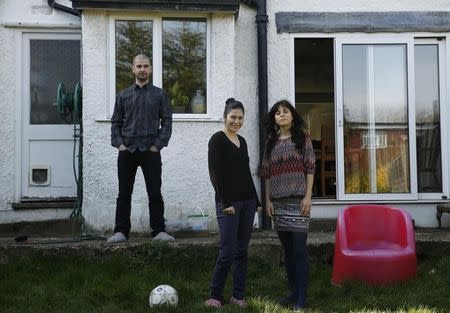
[21,33,81,200]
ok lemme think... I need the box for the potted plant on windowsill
[170,81,189,113]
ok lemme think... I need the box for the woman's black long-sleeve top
[208,131,261,209]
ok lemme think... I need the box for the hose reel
[56,82,82,121]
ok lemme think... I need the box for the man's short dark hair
[133,54,151,66]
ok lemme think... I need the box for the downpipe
[240,0,269,228]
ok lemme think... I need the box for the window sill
[95,116,222,123]
[173,116,222,122]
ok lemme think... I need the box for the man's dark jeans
[210,199,256,302]
[277,231,309,308]
[114,149,165,238]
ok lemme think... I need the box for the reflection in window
[343,44,410,194]
[163,18,207,114]
[30,40,80,124]
[115,21,153,92]
[415,45,442,193]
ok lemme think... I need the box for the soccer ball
[149,284,178,307]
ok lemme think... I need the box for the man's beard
[136,73,148,82]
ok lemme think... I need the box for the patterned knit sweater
[260,135,316,199]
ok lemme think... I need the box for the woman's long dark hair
[264,100,307,158]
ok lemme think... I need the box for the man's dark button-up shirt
[111,83,172,153]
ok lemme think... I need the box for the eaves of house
[71,0,240,13]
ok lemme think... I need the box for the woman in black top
[205,98,261,309]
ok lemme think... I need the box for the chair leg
[436,209,442,228]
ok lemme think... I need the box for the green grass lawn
[0,243,449,313]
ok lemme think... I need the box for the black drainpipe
[47,0,80,16]
[240,0,269,228]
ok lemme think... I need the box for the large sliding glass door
[335,37,448,201]
[335,38,418,200]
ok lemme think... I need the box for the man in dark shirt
[108,54,174,243]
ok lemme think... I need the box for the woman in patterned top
[260,100,316,310]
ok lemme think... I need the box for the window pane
[30,40,80,124]
[115,21,153,92]
[163,18,207,114]
[343,44,410,194]
[415,45,442,192]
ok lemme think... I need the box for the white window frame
[108,13,211,120]
[414,38,449,200]
[335,36,418,201]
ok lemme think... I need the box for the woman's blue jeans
[210,199,256,302]
[277,231,309,308]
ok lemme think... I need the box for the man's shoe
[278,295,295,308]
[106,232,127,243]
[153,232,175,241]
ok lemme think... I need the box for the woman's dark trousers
[277,231,309,308]
[114,150,165,238]
[210,199,256,302]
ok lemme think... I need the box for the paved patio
[1,228,449,266]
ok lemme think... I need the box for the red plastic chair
[332,205,417,286]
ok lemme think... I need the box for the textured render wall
[266,0,450,227]
[1,0,75,21]
[0,3,17,211]
[0,0,80,222]
[81,11,240,233]
[80,11,112,232]
[234,6,260,201]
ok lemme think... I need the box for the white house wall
[81,9,260,233]
[0,0,80,223]
[234,5,260,205]
[0,3,17,212]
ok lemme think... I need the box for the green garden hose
[56,82,104,241]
